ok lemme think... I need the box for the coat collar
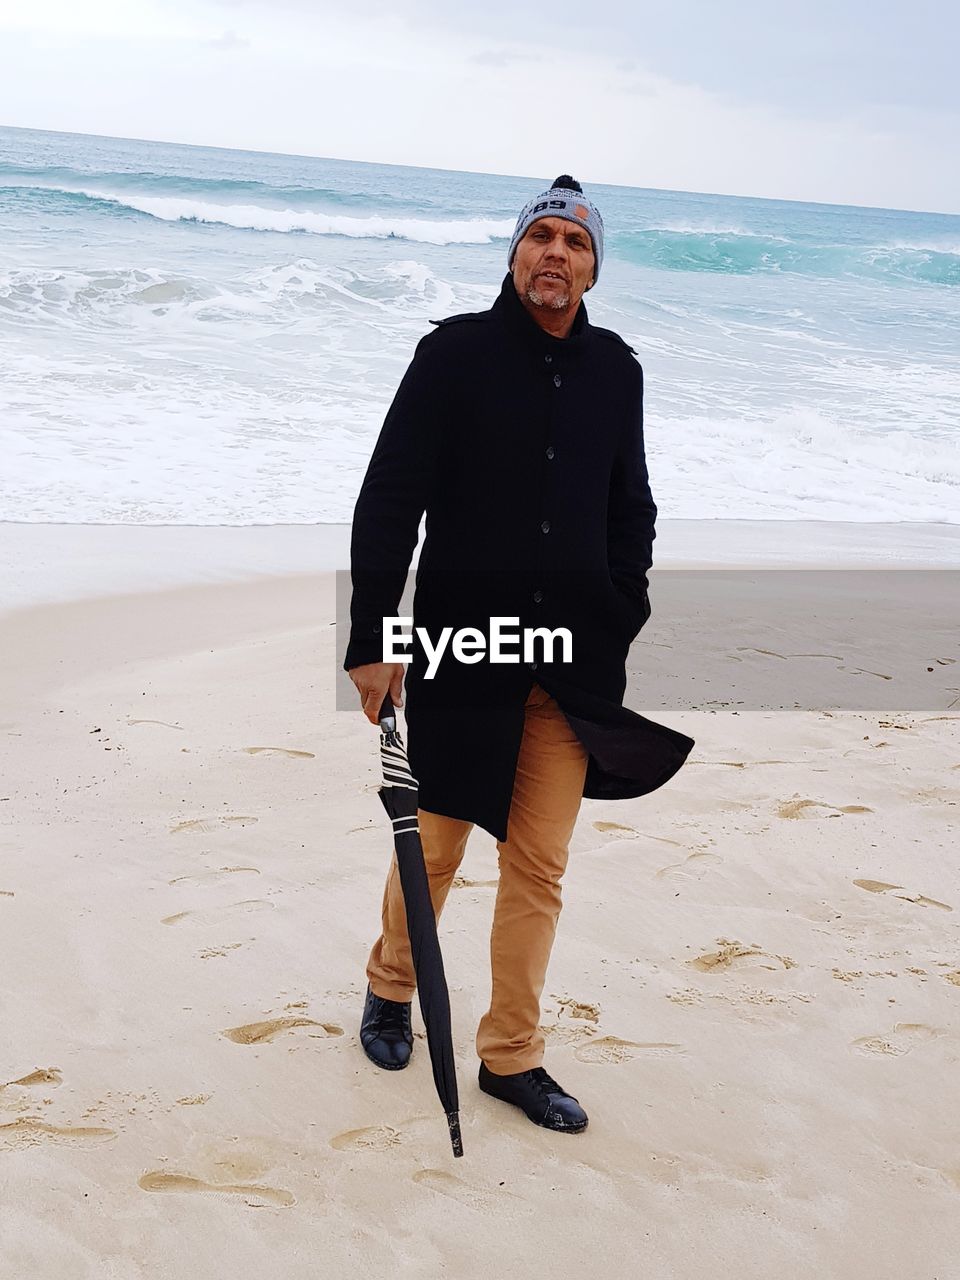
[490,270,590,358]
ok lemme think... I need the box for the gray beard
[524,283,570,311]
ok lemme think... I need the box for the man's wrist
[343,630,387,672]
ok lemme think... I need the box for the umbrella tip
[447,1111,464,1158]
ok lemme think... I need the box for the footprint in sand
[198,942,245,959]
[689,938,796,973]
[242,747,315,759]
[853,880,952,911]
[655,850,722,882]
[552,997,600,1022]
[330,1125,404,1152]
[778,798,873,820]
[592,820,639,837]
[138,1171,294,1208]
[170,815,259,834]
[222,1017,343,1045]
[574,1036,686,1064]
[162,899,274,926]
[412,1169,526,1213]
[0,1118,115,1149]
[451,875,498,889]
[540,1022,597,1046]
[852,1023,945,1057]
[169,866,260,886]
[540,996,601,1044]
[592,822,693,849]
[1,1069,63,1116]
[4,1067,62,1089]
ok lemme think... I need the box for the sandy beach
[2,520,959,1279]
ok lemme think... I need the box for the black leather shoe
[360,983,413,1070]
[478,1062,588,1133]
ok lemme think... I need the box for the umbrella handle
[378,691,396,732]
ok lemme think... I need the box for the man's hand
[348,662,406,726]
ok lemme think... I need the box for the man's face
[510,215,596,315]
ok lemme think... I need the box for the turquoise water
[2,125,958,524]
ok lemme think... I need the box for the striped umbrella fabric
[377,692,463,1158]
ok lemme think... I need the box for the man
[344,176,693,1135]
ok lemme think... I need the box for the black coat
[344,270,694,841]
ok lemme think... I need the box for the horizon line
[2,121,957,221]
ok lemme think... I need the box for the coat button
[553,373,562,387]
[545,445,555,460]
[540,519,550,534]
[544,354,553,364]
[533,589,544,603]
[372,623,381,633]
[527,661,539,671]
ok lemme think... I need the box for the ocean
[2,125,958,526]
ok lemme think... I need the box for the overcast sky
[1,0,957,212]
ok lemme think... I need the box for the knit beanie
[507,175,604,287]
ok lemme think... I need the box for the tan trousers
[366,683,590,1075]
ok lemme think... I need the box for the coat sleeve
[343,331,451,672]
[607,362,657,608]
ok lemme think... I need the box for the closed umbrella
[376,691,463,1158]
